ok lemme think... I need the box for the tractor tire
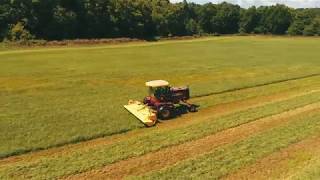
[158,107,172,120]
[188,105,197,112]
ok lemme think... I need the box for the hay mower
[124,80,199,127]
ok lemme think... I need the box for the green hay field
[1,36,320,179]
[1,36,320,160]
[1,91,319,179]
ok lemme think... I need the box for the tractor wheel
[158,107,172,120]
[188,105,197,112]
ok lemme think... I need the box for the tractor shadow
[158,105,193,122]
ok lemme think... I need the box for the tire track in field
[0,89,319,167]
[225,135,320,180]
[65,103,320,180]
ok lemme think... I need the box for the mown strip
[0,87,315,167]
[290,157,320,180]
[1,92,320,179]
[69,104,320,179]
[137,111,320,179]
[1,75,319,160]
[225,135,320,180]
[0,87,315,168]
[1,77,319,160]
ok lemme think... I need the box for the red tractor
[143,80,198,119]
[124,80,199,126]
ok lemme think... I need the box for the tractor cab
[145,80,171,101]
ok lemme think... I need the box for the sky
[170,0,320,8]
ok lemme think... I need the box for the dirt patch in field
[65,103,320,180]
[0,89,319,167]
[225,135,320,180]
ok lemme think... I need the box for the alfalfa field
[1,36,320,179]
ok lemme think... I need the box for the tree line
[1,0,320,42]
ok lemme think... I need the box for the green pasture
[1,90,319,179]
[1,36,320,158]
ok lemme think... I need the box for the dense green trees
[0,0,319,41]
[288,9,320,36]
[240,5,293,34]
[303,16,320,36]
[257,5,293,34]
[239,6,258,33]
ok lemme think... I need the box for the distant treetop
[0,0,319,41]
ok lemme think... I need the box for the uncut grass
[1,92,320,179]
[191,75,320,108]
[137,111,320,180]
[1,37,320,158]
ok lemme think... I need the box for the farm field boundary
[0,37,223,56]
